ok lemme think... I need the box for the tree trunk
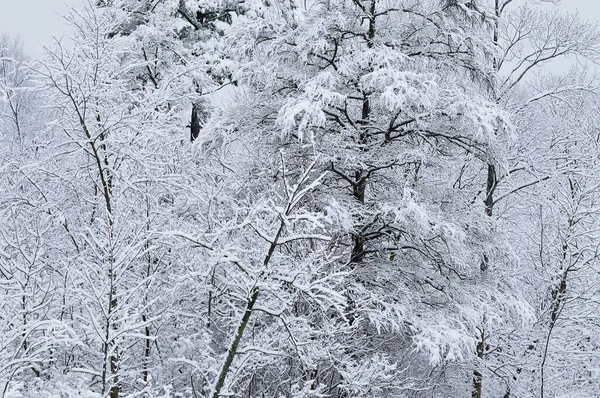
[472,334,485,398]
[190,104,201,142]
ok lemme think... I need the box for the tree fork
[211,212,287,397]
[211,287,260,398]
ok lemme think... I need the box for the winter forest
[3,0,600,396]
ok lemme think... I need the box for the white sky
[0,0,598,56]
[560,0,600,16]
[0,0,84,55]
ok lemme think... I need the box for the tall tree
[197,0,531,395]
[36,4,193,396]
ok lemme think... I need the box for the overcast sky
[0,0,599,56]
[0,0,83,55]
[562,0,600,20]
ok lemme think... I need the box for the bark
[349,2,375,266]
[473,3,501,394]
[472,333,485,398]
[190,104,201,142]
[484,164,497,217]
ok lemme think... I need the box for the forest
[1,0,600,397]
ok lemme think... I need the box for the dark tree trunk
[190,104,201,142]
[484,164,497,217]
[472,336,485,398]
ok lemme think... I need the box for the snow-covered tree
[1,0,600,397]
[188,0,533,396]
[33,5,195,396]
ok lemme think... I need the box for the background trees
[0,35,35,146]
